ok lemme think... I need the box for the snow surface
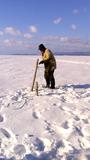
[0,55,90,160]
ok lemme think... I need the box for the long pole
[31,58,39,91]
[36,81,38,96]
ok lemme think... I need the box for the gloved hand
[39,60,44,64]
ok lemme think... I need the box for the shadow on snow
[63,84,90,89]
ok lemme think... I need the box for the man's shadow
[63,84,90,89]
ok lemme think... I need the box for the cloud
[1,34,90,53]
[43,36,68,42]
[42,35,90,51]
[29,25,37,33]
[23,33,33,39]
[0,31,4,36]
[73,9,79,15]
[53,17,62,24]
[60,37,68,42]
[43,36,82,44]
[71,24,77,31]
[3,39,23,47]
[3,39,12,47]
[4,27,21,36]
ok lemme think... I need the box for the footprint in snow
[75,126,84,137]
[32,137,45,151]
[52,122,73,139]
[82,118,89,124]
[79,137,90,149]
[23,135,45,152]
[61,121,69,129]
[14,144,26,157]
[74,115,80,121]
[81,124,90,139]
[0,114,4,122]
[0,155,7,160]
[11,99,26,110]
[0,128,11,139]
[44,120,55,135]
[32,111,41,119]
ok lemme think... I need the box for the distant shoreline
[0,52,90,56]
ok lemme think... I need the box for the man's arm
[39,49,50,65]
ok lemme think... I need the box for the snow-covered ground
[0,55,90,160]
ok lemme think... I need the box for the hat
[38,44,45,51]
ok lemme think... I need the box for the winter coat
[42,49,56,70]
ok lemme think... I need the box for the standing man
[38,44,56,89]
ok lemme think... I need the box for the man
[38,44,56,89]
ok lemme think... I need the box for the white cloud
[42,35,90,51]
[60,36,68,42]
[29,25,37,33]
[3,39,12,47]
[71,24,77,31]
[0,31,4,36]
[23,33,33,39]
[3,39,23,47]
[73,9,79,15]
[4,27,21,36]
[53,17,62,24]
[43,36,68,42]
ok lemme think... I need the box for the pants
[44,68,55,88]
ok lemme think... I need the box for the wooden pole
[36,81,38,96]
[31,59,39,91]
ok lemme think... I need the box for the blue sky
[0,0,90,54]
